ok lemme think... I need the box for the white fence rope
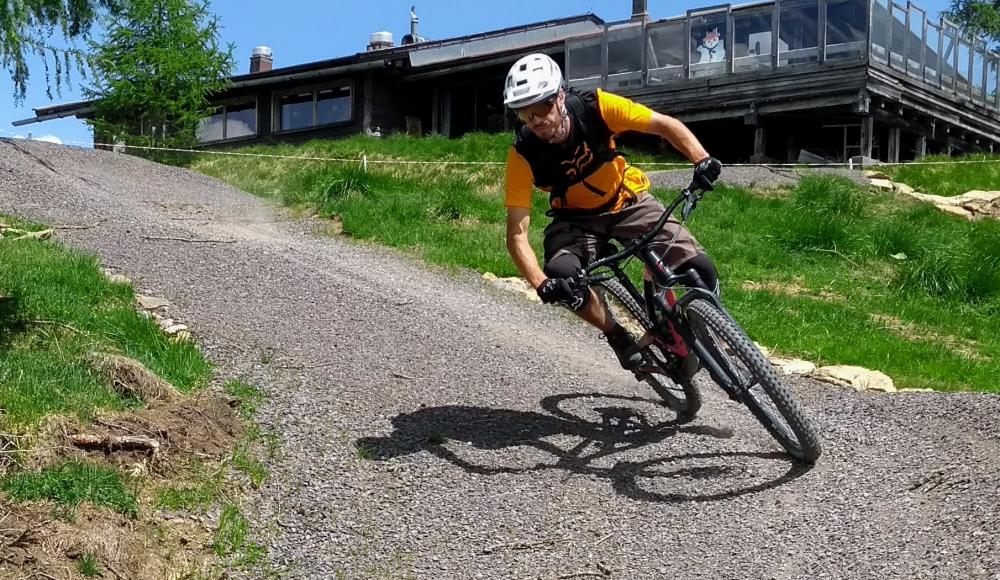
[2,129,999,168]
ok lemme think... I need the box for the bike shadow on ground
[355,392,812,504]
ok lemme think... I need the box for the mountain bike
[579,181,822,463]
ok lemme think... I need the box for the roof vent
[368,31,394,51]
[402,5,427,45]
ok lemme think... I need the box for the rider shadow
[356,393,812,504]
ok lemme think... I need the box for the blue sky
[2,0,952,146]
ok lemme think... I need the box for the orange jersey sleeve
[503,146,535,209]
[596,89,654,134]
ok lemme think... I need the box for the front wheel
[685,298,821,463]
[596,279,701,420]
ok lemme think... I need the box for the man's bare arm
[505,206,547,289]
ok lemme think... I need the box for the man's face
[515,92,565,142]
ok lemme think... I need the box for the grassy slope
[184,134,1000,392]
[883,154,1000,196]
[1,217,212,428]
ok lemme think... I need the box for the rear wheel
[596,278,701,420]
[685,298,821,463]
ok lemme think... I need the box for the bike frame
[577,182,744,401]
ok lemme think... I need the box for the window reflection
[607,25,643,89]
[281,93,313,131]
[317,87,352,125]
[567,35,603,90]
[779,0,819,66]
[196,101,257,143]
[279,85,352,131]
[646,21,685,84]
[226,101,256,138]
[733,8,772,72]
[826,0,866,61]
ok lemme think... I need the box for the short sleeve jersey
[504,89,654,212]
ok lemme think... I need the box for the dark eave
[14,13,604,126]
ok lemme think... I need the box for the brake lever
[681,191,699,221]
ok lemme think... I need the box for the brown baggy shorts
[541,192,705,277]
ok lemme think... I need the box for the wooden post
[915,134,927,159]
[860,115,874,160]
[754,126,766,161]
[887,126,901,162]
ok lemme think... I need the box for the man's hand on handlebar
[537,277,588,311]
[693,157,723,191]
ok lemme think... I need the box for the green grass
[0,217,213,428]
[77,553,101,577]
[0,462,139,517]
[883,154,1000,196]
[213,503,267,567]
[182,135,1000,392]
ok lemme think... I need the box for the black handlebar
[579,179,710,281]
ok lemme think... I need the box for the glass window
[925,23,941,84]
[566,35,603,89]
[647,20,685,84]
[690,11,728,78]
[988,57,999,108]
[972,45,986,99]
[317,87,352,125]
[941,24,958,90]
[871,0,890,63]
[958,39,972,92]
[907,6,925,77]
[779,0,819,66]
[889,2,907,70]
[196,101,257,143]
[826,0,866,61]
[734,7,773,72]
[226,101,256,138]
[196,108,225,142]
[607,25,643,89]
[280,93,313,131]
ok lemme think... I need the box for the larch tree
[1,0,121,103]
[84,0,234,150]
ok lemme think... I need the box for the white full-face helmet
[503,53,563,109]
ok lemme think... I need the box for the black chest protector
[512,90,621,210]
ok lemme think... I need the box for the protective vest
[512,90,623,214]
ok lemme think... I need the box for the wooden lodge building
[15,0,1000,163]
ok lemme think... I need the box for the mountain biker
[502,53,723,371]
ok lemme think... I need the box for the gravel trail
[2,139,998,580]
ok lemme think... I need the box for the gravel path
[2,139,998,580]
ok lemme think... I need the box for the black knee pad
[543,252,582,280]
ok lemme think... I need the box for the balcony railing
[565,0,1000,112]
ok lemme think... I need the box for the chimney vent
[368,31,394,51]
[402,5,426,45]
[631,0,649,20]
[250,46,273,74]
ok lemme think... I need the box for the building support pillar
[860,115,874,160]
[915,134,927,159]
[362,71,374,135]
[887,126,901,163]
[753,126,766,161]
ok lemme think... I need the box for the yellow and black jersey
[504,89,654,213]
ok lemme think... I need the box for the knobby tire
[685,298,821,463]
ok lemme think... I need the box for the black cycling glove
[693,157,723,191]
[537,277,588,311]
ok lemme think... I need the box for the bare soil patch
[2,389,242,579]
